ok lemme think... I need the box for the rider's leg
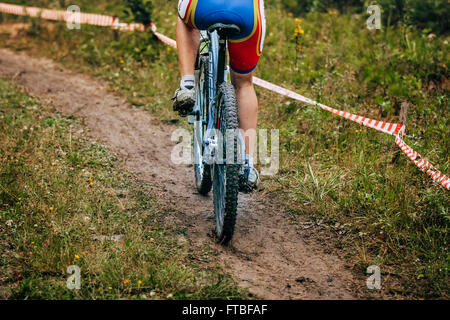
[232,70,260,191]
[173,18,200,115]
[176,17,200,79]
[230,70,258,162]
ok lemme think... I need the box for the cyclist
[173,0,266,192]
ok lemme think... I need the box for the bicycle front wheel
[213,82,240,245]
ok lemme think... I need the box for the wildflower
[328,9,338,16]
[293,18,304,37]
[49,207,54,211]
[81,251,86,256]
[31,241,35,245]
[74,254,80,259]
[124,279,130,284]
[293,26,304,37]
[138,280,142,285]
[18,197,22,201]
[293,18,305,61]
[88,177,92,182]
[428,33,436,41]
[120,59,125,64]
[89,182,94,187]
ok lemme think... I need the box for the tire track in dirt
[0,48,363,299]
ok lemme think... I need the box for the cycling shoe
[172,86,195,117]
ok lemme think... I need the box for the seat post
[217,37,227,86]
[207,23,240,85]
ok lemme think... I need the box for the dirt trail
[0,48,363,299]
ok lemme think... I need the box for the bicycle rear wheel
[213,82,240,245]
[193,55,212,195]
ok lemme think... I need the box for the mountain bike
[188,23,245,245]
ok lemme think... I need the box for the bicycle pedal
[177,108,193,117]
[187,110,200,124]
[239,183,253,194]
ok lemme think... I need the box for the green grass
[0,77,243,299]
[0,0,449,298]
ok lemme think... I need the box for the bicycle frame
[192,29,245,167]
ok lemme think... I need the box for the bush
[123,0,153,26]
[280,0,364,15]
[406,0,449,33]
[377,0,450,34]
[280,0,449,33]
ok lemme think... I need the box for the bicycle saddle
[207,23,241,37]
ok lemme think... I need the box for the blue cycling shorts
[178,0,266,74]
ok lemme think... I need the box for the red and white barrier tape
[394,137,449,190]
[0,2,447,190]
[154,31,177,48]
[0,2,150,31]
[252,77,404,136]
